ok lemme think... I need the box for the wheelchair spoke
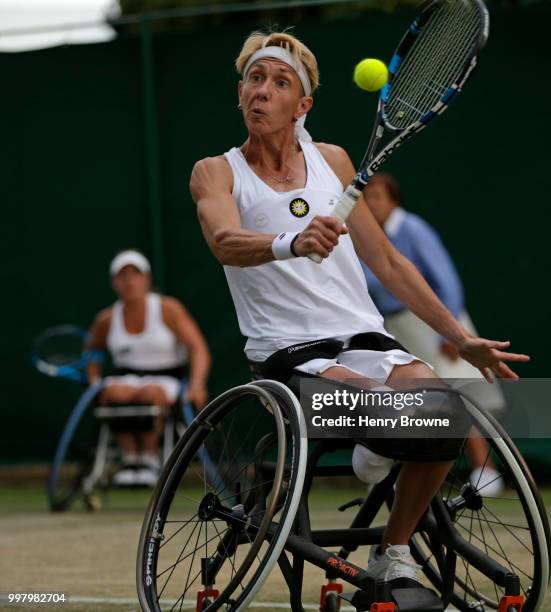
[218,411,237,469]
[218,478,278,504]
[479,508,532,594]
[474,473,502,495]
[459,553,483,606]
[213,413,264,495]
[182,521,204,599]
[157,525,230,583]
[165,518,224,523]
[473,450,492,491]
[455,516,533,581]
[211,520,243,588]
[463,512,476,602]
[187,452,211,492]
[476,507,501,605]
[470,516,530,531]
[157,520,200,599]
[481,505,533,553]
[160,511,200,549]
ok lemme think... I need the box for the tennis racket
[309,0,489,263]
[32,325,95,383]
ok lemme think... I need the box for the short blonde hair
[235,30,320,95]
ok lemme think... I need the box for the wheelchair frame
[136,379,550,612]
[47,378,194,511]
[273,439,526,612]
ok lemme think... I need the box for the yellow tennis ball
[353,58,388,92]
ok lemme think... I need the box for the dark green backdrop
[2,3,550,463]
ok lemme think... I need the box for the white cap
[110,250,151,276]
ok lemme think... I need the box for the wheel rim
[411,406,549,612]
[138,383,307,611]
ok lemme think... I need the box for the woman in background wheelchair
[86,249,211,486]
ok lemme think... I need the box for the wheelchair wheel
[47,383,102,511]
[137,380,307,611]
[410,397,550,612]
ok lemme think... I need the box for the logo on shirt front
[289,198,310,218]
[255,212,269,228]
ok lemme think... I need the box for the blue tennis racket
[32,325,95,383]
[309,0,489,262]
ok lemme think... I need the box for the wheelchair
[46,378,198,512]
[136,375,550,612]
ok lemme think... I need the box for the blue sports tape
[420,110,437,125]
[388,54,402,74]
[442,87,458,104]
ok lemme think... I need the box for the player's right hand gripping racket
[309,0,489,263]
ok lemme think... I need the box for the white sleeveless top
[106,293,187,370]
[223,140,388,360]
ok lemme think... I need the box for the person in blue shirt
[361,173,505,496]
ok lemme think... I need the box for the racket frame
[309,0,489,261]
[32,324,90,382]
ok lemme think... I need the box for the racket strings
[389,5,477,124]
[388,3,480,126]
[388,4,476,121]
[385,0,484,129]
[37,335,84,366]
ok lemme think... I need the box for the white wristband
[272,232,300,260]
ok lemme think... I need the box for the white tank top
[223,140,387,360]
[107,293,187,370]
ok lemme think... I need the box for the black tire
[410,396,550,612]
[136,381,307,611]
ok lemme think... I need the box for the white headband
[243,46,312,142]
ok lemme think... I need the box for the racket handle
[307,185,362,263]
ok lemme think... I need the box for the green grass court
[1,483,550,612]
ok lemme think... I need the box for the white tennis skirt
[103,375,181,404]
[294,333,430,384]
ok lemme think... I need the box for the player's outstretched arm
[318,144,530,380]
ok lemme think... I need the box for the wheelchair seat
[47,377,195,510]
[94,404,162,431]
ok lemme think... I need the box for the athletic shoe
[140,453,161,471]
[112,468,137,486]
[134,453,161,487]
[469,466,504,497]
[367,544,422,584]
[134,466,160,487]
[113,457,139,486]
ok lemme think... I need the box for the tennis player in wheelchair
[189,31,529,584]
[86,249,211,487]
